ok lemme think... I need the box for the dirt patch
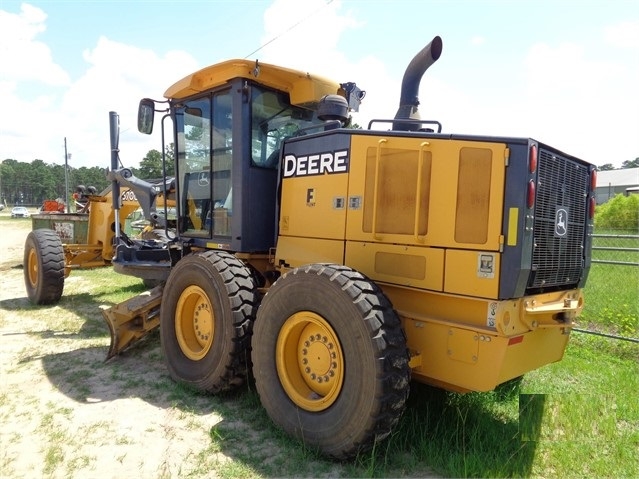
[0,217,233,478]
[0,218,358,479]
[0,215,439,478]
[0,220,29,273]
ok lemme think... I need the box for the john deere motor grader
[23,176,175,305]
[101,36,596,459]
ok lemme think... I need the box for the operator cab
[138,59,358,253]
[173,84,320,252]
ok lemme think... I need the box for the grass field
[1,215,637,478]
[581,232,639,336]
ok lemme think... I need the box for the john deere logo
[283,150,349,178]
[555,207,569,238]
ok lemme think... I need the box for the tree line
[598,158,639,171]
[1,145,174,207]
[1,149,635,207]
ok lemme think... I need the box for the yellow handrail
[413,141,430,242]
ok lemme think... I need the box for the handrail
[413,141,430,242]
[367,118,442,132]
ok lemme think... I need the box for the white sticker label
[477,253,495,279]
[487,301,498,328]
[53,222,74,241]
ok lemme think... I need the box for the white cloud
[257,0,363,75]
[1,1,636,172]
[59,36,198,167]
[604,20,639,48]
[0,3,69,86]
[519,39,638,164]
[0,13,199,169]
[256,0,401,128]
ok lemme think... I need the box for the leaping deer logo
[555,208,568,237]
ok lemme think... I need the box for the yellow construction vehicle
[23,180,175,304]
[101,36,596,459]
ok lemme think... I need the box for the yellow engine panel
[278,168,348,240]
[275,130,581,393]
[345,135,507,250]
[445,249,500,298]
[345,241,444,291]
[277,133,509,298]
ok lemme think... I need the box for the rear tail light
[529,144,538,174]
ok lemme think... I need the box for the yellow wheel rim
[27,248,38,288]
[276,312,344,411]
[175,285,214,361]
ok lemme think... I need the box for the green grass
[6,265,635,478]
[361,332,638,478]
[582,231,639,336]
[2,215,637,477]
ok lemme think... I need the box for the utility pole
[64,138,70,213]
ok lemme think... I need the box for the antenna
[244,0,334,59]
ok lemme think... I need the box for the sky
[1,0,638,171]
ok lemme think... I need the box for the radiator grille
[529,149,589,291]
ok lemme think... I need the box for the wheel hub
[194,302,213,344]
[299,328,339,392]
[27,249,38,287]
[276,312,344,411]
[175,285,214,361]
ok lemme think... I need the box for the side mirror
[138,98,155,134]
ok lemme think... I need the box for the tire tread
[255,263,410,460]
[163,250,257,394]
[24,229,65,304]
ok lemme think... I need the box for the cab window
[250,86,318,168]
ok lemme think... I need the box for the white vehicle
[11,206,30,218]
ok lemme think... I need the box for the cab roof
[164,59,340,108]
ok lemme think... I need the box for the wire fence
[582,229,639,338]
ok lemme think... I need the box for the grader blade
[102,285,164,360]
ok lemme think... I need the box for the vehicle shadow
[383,381,545,477]
[2,284,545,477]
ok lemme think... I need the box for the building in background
[595,167,639,204]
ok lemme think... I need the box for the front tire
[23,229,65,304]
[252,264,410,460]
[160,251,257,393]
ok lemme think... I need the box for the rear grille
[528,149,589,291]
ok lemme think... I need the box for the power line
[244,0,334,59]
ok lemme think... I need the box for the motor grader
[23,178,175,305]
[101,35,596,459]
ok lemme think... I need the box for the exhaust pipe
[393,36,443,131]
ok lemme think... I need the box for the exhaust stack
[393,36,443,131]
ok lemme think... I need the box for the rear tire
[23,229,65,304]
[252,263,410,460]
[160,251,257,393]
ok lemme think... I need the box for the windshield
[251,86,321,168]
